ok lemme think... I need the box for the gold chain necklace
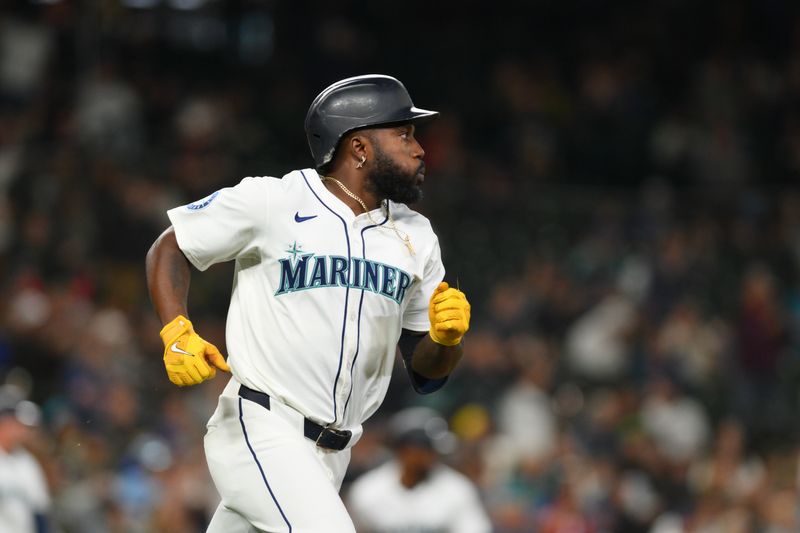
[321,176,415,256]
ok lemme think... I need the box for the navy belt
[237,385,352,451]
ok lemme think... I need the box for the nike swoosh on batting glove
[159,315,230,387]
[428,282,471,346]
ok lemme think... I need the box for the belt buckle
[315,426,352,450]
[314,429,327,447]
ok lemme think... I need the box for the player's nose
[412,138,425,159]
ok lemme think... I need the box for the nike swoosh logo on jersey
[170,342,192,356]
[294,212,318,223]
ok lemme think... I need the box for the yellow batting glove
[159,315,230,387]
[428,282,471,346]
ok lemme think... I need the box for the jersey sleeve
[401,235,445,332]
[167,177,268,271]
[449,481,492,533]
[21,452,50,512]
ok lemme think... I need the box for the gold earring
[356,155,366,169]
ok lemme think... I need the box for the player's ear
[347,131,372,168]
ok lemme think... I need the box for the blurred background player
[347,407,491,533]
[0,385,50,533]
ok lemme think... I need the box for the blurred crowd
[1,1,800,531]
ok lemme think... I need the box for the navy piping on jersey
[299,170,351,424]
[342,209,389,416]
[238,398,292,532]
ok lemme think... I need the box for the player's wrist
[159,314,193,346]
[428,329,462,346]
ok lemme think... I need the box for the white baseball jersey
[0,447,50,533]
[168,168,445,435]
[347,460,492,533]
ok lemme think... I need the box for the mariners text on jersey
[275,252,414,304]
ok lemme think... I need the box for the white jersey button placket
[336,229,360,424]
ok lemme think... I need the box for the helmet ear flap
[314,130,356,174]
[305,74,439,170]
[308,132,327,172]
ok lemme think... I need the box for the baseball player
[0,386,50,533]
[347,408,492,533]
[145,74,471,532]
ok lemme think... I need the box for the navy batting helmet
[304,74,439,171]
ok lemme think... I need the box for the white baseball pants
[204,378,356,533]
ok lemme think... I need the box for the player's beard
[367,144,424,205]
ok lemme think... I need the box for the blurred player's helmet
[305,74,439,171]
[0,385,41,427]
[388,407,457,454]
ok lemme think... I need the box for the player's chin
[408,186,424,204]
[388,178,424,204]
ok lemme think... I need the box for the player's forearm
[410,335,462,379]
[146,226,191,324]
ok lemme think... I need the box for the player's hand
[428,282,471,346]
[159,315,230,387]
